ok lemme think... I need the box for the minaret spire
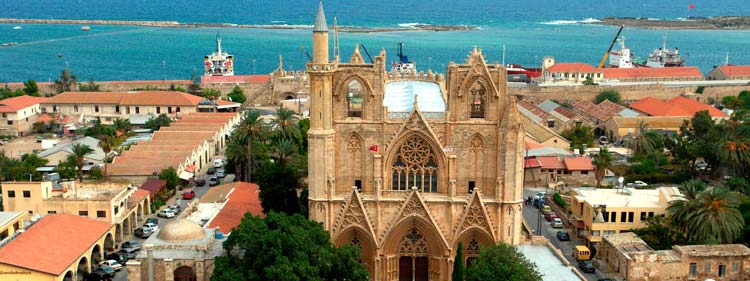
[313,0,328,32]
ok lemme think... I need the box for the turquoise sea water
[0,0,749,82]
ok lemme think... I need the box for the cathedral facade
[306,2,525,280]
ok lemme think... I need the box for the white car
[157,209,175,218]
[99,260,122,271]
[213,159,224,168]
[551,218,564,228]
[535,192,546,199]
[627,181,648,187]
[142,222,159,233]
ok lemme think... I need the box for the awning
[179,171,194,180]
[36,166,57,172]
[185,165,197,173]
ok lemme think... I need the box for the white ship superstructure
[204,33,234,76]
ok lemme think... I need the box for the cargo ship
[643,36,685,68]
[391,43,416,75]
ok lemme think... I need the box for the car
[169,204,181,214]
[535,192,546,199]
[216,169,225,178]
[627,181,648,187]
[694,160,708,170]
[545,212,557,221]
[556,230,571,241]
[533,198,546,208]
[209,176,220,186]
[134,227,152,238]
[158,208,175,218]
[121,240,141,251]
[98,260,122,271]
[96,265,116,278]
[146,218,158,225]
[105,253,127,264]
[578,260,596,273]
[182,190,196,200]
[598,136,609,145]
[194,176,206,186]
[207,167,216,174]
[143,222,159,232]
[541,205,552,215]
[551,218,564,228]
[117,248,137,259]
[85,270,112,281]
[213,159,224,168]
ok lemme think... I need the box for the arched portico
[91,244,103,264]
[174,265,197,281]
[333,225,377,274]
[381,216,449,281]
[453,227,495,268]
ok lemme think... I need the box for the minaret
[307,0,336,229]
[497,96,525,244]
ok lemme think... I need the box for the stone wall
[510,84,750,104]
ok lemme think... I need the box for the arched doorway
[91,244,102,264]
[123,217,130,235]
[333,227,376,275]
[398,229,429,281]
[174,266,197,281]
[77,256,89,280]
[454,227,494,269]
[104,233,115,252]
[115,224,122,243]
[63,270,74,281]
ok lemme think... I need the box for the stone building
[306,2,525,280]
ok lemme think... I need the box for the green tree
[79,80,101,92]
[54,69,77,93]
[269,139,298,167]
[694,86,705,94]
[32,122,47,133]
[211,212,369,281]
[85,124,117,137]
[595,89,621,104]
[668,180,744,244]
[235,110,267,182]
[98,134,121,176]
[465,243,542,281]
[631,215,683,250]
[71,143,94,182]
[561,124,594,152]
[144,114,172,130]
[56,155,78,180]
[228,85,247,104]
[722,96,743,109]
[159,167,179,190]
[452,242,465,281]
[257,163,301,215]
[582,76,598,86]
[225,134,248,182]
[202,88,221,99]
[22,80,40,96]
[629,121,656,157]
[273,107,301,143]
[592,147,614,186]
[112,118,133,133]
[739,90,750,110]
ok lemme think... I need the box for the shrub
[695,86,705,94]
[596,89,621,104]
[553,193,567,208]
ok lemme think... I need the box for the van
[574,245,591,261]
[213,159,224,168]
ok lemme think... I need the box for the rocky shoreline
[0,18,477,33]
[591,16,750,30]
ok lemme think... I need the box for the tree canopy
[464,243,542,281]
[144,114,172,130]
[561,124,594,152]
[202,88,221,100]
[159,167,179,190]
[228,85,247,104]
[211,212,368,281]
[595,89,621,103]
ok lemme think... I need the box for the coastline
[590,16,750,30]
[0,18,477,33]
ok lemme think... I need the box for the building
[36,136,106,166]
[518,100,573,134]
[629,96,727,118]
[570,187,680,251]
[40,91,240,124]
[708,65,750,80]
[601,67,704,82]
[0,211,25,241]
[306,2,525,280]
[0,95,47,136]
[524,155,595,187]
[138,178,169,202]
[0,213,115,281]
[520,114,570,150]
[0,181,150,244]
[542,61,603,84]
[601,232,750,281]
[572,100,640,132]
[605,116,688,140]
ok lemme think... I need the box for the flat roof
[573,187,679,208]
[0,211,24,227]
[0,214,112,275]
[518,244,581,281]
[384,81,445,112]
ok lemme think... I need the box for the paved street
[522,187,607,281]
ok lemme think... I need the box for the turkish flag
[368,145,378,152]
[688,4,695,9]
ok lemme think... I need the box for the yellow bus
[574,245,591,261]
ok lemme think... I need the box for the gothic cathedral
[306,2,525,280]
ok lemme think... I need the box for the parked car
[541,205,552,215]
[182,190,196,200]
[213,159,224,168]
[551,218,564,228]
[134,227,152,239]
[105,253,127,264]
[209,176,220,186]
[556,230,571,241]
[578,260,596,273]
[626,181,648,187]
[142,222,159,233]
[194,176,206,186]
[146,218,158,225]
[207,167,216,174]
[533,198,546,208]
[98,260,122,271]
[169,204,181,214]
[598,136,609,145]
[158,209,176,218]
[96,265,116,278]
[85,270,111,281]
[117,248,137,259]
[544,212,557,221]
[216,169,225,178]
[121,241,141,251]
[535,192,546,199]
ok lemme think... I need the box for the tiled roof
[42,91,239,107]
[602,67,703,79]
[206,182,264,234]
[598,100,627,117]
[43,92,125,104]
[0,214,112,275]
[132,189,151,201]
[715,65,750,77]
[0,95,47,113]
[139,178,167,194]
[546,63,599,73]
[537,156,565,169]
[36,113,55,124]
[611,116,689,129]
[573,100,611,122]
[563,157,594,171]
[524,158,542,168]
[518,100,550,120]
[200,75,270,84]
[629,96,726,117]
[520,114,567,144]
[667,96,727,117]
[553,106,578,119]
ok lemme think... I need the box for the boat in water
[81,26,91,31]
[644,36,684,67]
[12,26,21,30]
[391,43,416,75]
[1,42,18,47]
[607,36,636,68]
[203,32,234,76]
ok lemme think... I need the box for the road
[522,188,607,281]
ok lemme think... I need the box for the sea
[1,0,749,83]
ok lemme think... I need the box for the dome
[157,219,205,242]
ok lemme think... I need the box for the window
[7,120,12,125]
[114,207,119,215]
[95,105,99,112]
[7,190,15,198]
[79,211,88,217]
[610,212,616,223]
[22,190,30,198]
[126,107,131,114]
[704,261,711,273]
[53,105,58,112]
[719,264,726,277]
[689,263,697,278]
[648,212,654,218]
[603,230,616,236]
[581,170,588,175]
[391,135,439,192]
[156,107,161,114]
[468,181,476,193]
[47,210,57,214]
[620,212,626,222]
[602,211,609,222]
[168,107,173,113]
[354,180,362,191]
[74,105,79,112]
[470,81,486,118]
[28,210,32,215]
[628,212,634,223]
[640,212,646,221]
[347,80,364,117]
[176,107,181,112]
[135,106,140,114]
[115,106,120,113]
[733,261,740,273]
[591,230,600,236]
[547,120,555,128]
[96,211,106,218]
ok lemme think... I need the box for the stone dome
[157,219,205,242]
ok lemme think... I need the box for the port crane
[597,25,624,69]
[359,44,374,63]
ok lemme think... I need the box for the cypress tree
[452,242,465,281]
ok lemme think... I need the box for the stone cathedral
[306,2,525,280]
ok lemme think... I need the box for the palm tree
[592,148,614,187]
[273,107,300,142]
[688,186,744,244]
[54,69,77,93]
[667,179,706,233]
[112,118,133,133]
[270,139,298,167]
[71,143,94,182]
[97,135,120,177]
[235,110,265,182]
[225,135,248,182]
[629,121,655,156]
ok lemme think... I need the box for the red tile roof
[42,91,239,107]
[524,158,542,168]
[715,65,750,77]
[36,113,55,124]
[139,178,167,195]
[553,106,578,119]
[525,139,545,150]
[573,100,611,122]
[602,67,703,79]
[546,63,600,73]
[200,75,270,84]
[667,96,727,117]
[563,157,594,171]
[0,95,47,113]
[132,189,151,201]
[0,214,112,275]
[518,100,550,119]
[537,156,565,169]
[630,96,726,117]
[207,182,264,234]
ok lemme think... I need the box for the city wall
[512,84,750,103]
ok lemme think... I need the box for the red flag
[368,145,378,152]
[688,3,695,9]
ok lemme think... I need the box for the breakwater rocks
[0,18,478,33]
[592,16,750,30]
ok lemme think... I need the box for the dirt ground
[1,135,42,158]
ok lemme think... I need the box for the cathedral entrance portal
[398,229,429,281]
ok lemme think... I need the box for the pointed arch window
[347,80,364,117]
[391,135,439,192]
[470,82,486,118]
